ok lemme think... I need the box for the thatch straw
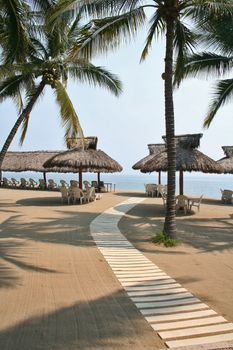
[66,136,97,150]
[1,151,70,173]
[132,144,165,170]
[44,149,122,173]
[218,146,233,174]
[141,134,222,174]
[163,133,203,149]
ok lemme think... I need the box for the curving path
[90,198,233,348]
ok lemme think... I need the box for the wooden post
[43,172,47,188]
[79,168,83,189]
[97,172,101,192]
[179,170,183,195]
[0,170,2,187]
[158,171,161,185]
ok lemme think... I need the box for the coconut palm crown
[0,2,122,168]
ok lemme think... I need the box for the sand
[0,188,233,350]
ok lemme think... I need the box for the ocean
[3,171,233,199]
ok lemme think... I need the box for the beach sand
[0,188,233,349]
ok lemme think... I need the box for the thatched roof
[1,151,70,173]
[66,136,97,150]
[218,146,233,174]
[141,134,222,173]
[132,144,166,170]
[163,133,203,149]
[44,149,122,173]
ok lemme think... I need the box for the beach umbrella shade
[141,134,223,195]
[218,146,233,174]
[132,143,166,184]
[43,147,123,189]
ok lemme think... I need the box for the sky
[1,26,233,175]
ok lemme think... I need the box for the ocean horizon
[3,171,233,200]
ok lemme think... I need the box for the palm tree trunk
[0,81,45,172]
[163,13,177,238]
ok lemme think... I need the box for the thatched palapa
[141,134,223,194]
[132,144,165,170]
[218,146,233,174]
[44,137,122,188]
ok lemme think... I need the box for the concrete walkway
[90,198,233,349]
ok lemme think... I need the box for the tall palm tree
[174,15,233,128]
[0,3,122,170]
[51,0,233,238]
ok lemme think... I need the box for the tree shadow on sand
[119,202,233,253]
[0,286,165,350]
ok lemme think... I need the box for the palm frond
[140,9,165,62]
[0,74,33,105]
[174,52,232,86]
[173,21,199,86]
[67,61,122,96]
[53,80,84,141]
[204,78,233,127]
[70,8,146,60]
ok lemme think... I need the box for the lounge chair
[28,178,38,188]
[2,177,12,187]
[221,189,233,204]
[176,195,189,214]
[20,178,28,188]
[47,179,57,190]
[60,186,70,204]
[38,179,46,190]
[189,195,203,212]
[69,187,84,204]
[11,178,20,187]
[84,187,96,203]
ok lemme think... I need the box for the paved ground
[0,189,162,350]
[0,189,233,349]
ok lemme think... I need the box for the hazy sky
[1,27,232,175]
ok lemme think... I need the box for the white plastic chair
[48,179,57,190]
[70,187,84,204]
[176,195,189,214]
[220,189,233,204]
[60,180,68,187]
[189,195,203,212]
[84,187,96,203]
[60,186,70,204]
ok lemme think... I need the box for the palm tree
[51,0,233,238]
[174,15,233,128]
[0,3,122,170]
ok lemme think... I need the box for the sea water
[3,171,233,199]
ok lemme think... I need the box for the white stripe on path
[90,198,233,348]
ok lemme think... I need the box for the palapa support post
[43,172,47,188]
[97,172,101,192]
[179,170,183,195]
[79,167,83,189]
[158,171,161,185]
[0,170,2,187]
